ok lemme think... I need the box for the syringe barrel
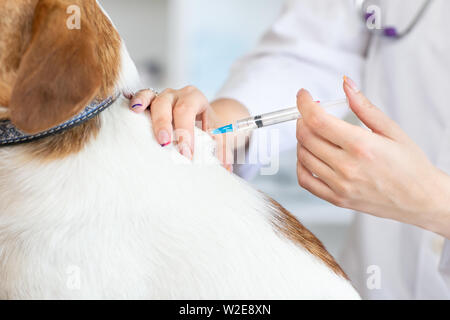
[236,107,299,132]
[234,99,348,133]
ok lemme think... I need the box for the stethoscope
[357,0,434,39]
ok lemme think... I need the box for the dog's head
[0,0,123,134]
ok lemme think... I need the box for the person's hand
[129,87,233,171]
[296,77,450,237]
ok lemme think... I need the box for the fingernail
[131,98,143,110]
[344,76,359,93]
[158,130,171,147]
[131,103,143,110]
[179,143,192,160]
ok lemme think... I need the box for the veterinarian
[129,0,450,299]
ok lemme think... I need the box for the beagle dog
[0,0,360,299]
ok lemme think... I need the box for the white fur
[0,7,360,300]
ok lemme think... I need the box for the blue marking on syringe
[211,124,234,135]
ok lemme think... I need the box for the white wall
[169,0,284,97]
[101,0,169,86]
[101,0,283,96]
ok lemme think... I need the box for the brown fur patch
[85,2,121,98]
[0,0,121,159]
[0,0,37,84]
[26,116,101,161]
[0,108,9,120]
[0,81,11,108]
[268,198,349,280]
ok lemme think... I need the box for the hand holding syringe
[211,99,349,135]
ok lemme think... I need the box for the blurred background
[102,0,355,257]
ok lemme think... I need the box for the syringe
[211,99,349,135]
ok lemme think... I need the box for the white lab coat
[216,0,450,299]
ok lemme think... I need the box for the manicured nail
[131,97,143,110]
[179,143,192,160]
[344,76,359,93]
[158,130,171,147]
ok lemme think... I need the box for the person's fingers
[297,89,366,149]
[343,76,409,143]
[150,89,177,147]
[297,161,337,204]
[173,87,209,159]
[296,118,345,170]
[130,89,158,113]
[200,109,215,133]
[297,143,336,184]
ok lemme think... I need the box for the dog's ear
[9,0,102,134]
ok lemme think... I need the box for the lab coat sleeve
[216,0,370,161]
[441,240,450,285]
